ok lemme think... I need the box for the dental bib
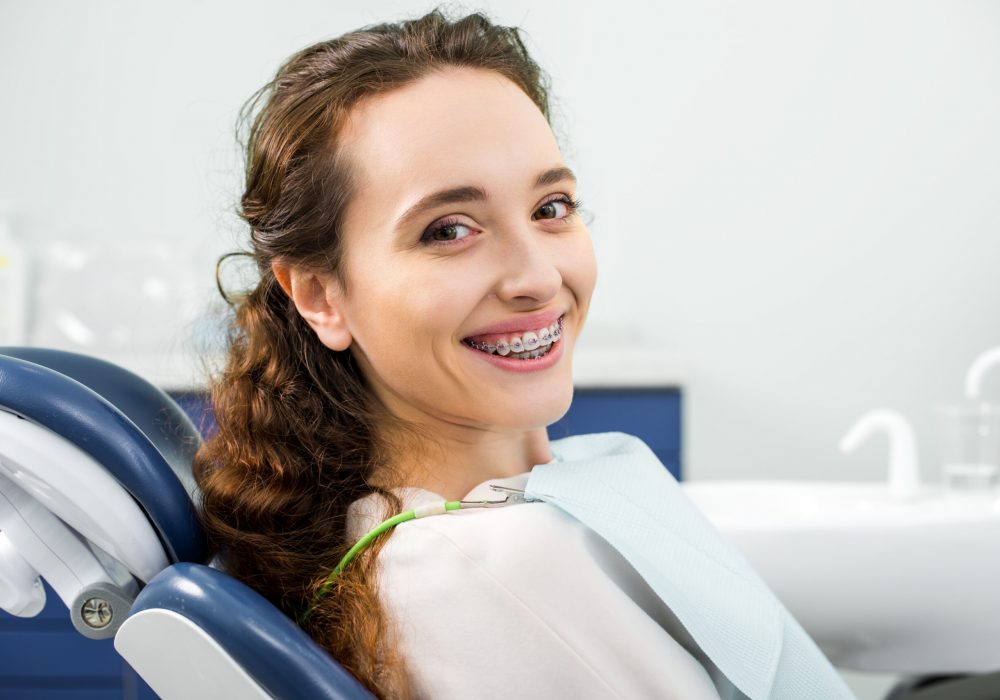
[525,432,857,700]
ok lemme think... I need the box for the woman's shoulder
[348,476,725,699]
[345,471,621,618]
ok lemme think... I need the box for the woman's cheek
[562,233,598,298]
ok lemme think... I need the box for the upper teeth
[466,317,564,355]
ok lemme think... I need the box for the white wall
[3,3,999,695]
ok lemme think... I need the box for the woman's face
[317,66,596,438]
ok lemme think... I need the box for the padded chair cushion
[0,349,206,564]
[129,563,375,699]
[0,346,203,492]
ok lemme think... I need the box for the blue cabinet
[0,581,154,699]
[550,387,683,480]
[0,386,682,698]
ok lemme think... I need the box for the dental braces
[465,316,564,354]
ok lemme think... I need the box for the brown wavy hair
[191,6,554,699]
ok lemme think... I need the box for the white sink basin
[680,480,1000,675]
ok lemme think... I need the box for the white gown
[347,471,734,700]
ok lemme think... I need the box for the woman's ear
[271,260,353,351]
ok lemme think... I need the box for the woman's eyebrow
[394,165,577,230]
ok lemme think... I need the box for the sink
[679,479,1000,675]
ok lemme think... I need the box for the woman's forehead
[339,67,560,196]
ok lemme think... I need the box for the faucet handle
[965,346,1000,400]
[839,408,921,501]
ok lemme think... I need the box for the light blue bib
[525,431,857,700]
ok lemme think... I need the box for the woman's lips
[464,313,565,346]
[461,323,566,372]
[462,309,565,342]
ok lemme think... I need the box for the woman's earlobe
[305,305,353,352]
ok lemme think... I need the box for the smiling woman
[189,7,715,700]
[270,64,597,479]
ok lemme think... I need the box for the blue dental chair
[0,347,374,699]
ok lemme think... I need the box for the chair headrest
[0,348,207,564]
[124,563,375,699]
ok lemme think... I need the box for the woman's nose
[491,223,563,304]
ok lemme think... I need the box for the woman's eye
[419,220,475,247]
[533,195,583,221]
[534,199,568,220]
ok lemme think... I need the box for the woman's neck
[379,425,552,501]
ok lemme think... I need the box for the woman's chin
[478,375,575,430]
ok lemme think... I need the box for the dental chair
[0,347,374,699]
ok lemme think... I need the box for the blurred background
[2,1,999,697]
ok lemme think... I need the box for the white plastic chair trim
[115,608,273,700]
[0,529,46,616]
[0,471,113,610]
[0,410,168,581]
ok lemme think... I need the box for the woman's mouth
[462,314,565,360]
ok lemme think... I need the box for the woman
[193,8,724,699]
